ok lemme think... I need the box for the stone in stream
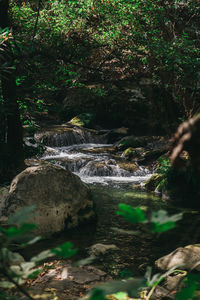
[0,164,95,236]
[88,243,119,257]
[115,135,148,150]
[155,244,200,271]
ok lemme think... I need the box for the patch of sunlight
[123,192,159,201]
[106,292,129,299]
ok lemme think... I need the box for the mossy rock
[116,136,148,150]
[118,161,139,172]
[141,147,168,162]
[122,147,135,160]
[69,113,95,128]
[144,173,163,191]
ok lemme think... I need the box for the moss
[118,161,139,172]
[117,136,148,150]
[122,147,134,160]
[144,173,163,191]
[69,113,95,128]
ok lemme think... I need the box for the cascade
[41,141,151,186]
[37,127,106,147]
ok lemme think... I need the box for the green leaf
[88,278,146,299]
[88,288,106,300]
[111,292,128,300]
[51,242,77,258]
[5,223,36,239]
[151,221,176,233]
[176,273,200,300]
[27,269,42,279]
[116,204,147,224]
[150,210,182,233]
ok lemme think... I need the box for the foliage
[176,273,200,300]
[116,203,182,233]
[69,113,95,128]
[156,156,200,206]
[6,0,199,125]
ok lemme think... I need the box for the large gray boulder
[0,165,94,236]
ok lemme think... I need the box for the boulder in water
[144,173,163,191]
[115,136,148,150]
[0,165,95,236]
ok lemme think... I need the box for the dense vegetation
[0,0,199,180]
[0,0,200,298]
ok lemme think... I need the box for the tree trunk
[0,0,24,182]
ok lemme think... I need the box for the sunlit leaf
[116,204,147,224]
[5,223,36,239]
[150,210,182,233]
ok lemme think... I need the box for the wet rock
[88,243,119,257]
[117,161,139,173]
[155,244,200,271]
[0,164,94,236]
[115,136,148,150]
[140,147,168,163]
[151,285,175,299]
[34,125,104,147]
[106,127,129,144]
[23,137,46,158]
[80,160,128,177]
[144,173,163,191]
[164,272,186,291]
[122,147,134,160]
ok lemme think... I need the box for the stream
[26,127,200,278]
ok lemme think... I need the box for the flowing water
[41,143,151,186]
[29,127,200,277]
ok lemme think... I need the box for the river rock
[0,165,94,236]
[115,136,148,150]
[144,173,163,191]
[155,244,200,271]
[88,243,119,257]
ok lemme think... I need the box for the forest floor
[15,185,200,300]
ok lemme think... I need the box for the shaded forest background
[0,0,200,181]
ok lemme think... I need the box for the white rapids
[41,143,152,186]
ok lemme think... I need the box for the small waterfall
[40,142,151,186]
[38,126,152,186]
[35,126,106,147]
